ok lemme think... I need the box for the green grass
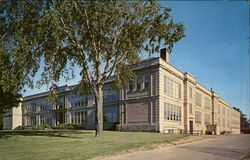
[242,151,250,160]
[0,130,189,160]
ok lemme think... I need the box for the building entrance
[189,121,193,134]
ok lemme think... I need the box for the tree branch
[52,1,96,93]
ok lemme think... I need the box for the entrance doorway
[189,121,193,134]
[59,113,64,124]
[56,112,66,125]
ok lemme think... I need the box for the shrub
[65,124,74,130]
[116,124,121,132]
[41,124,51,129]
[126,126,132,131]
[137,126,143,132]
[121,127,126,132]
[52,124,66,130]
[52,123,84,130]
[31,124,52,130]
[32,125,44,130]
[72,124,84,130]
[14,125,26,130]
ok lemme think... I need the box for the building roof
[23,57,160,101]
[22,54,239,113]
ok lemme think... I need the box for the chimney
[160,48,170,63]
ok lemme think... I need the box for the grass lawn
[0,130,189,160]
[242,151,250,160]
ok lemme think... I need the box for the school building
[3,48,240,134]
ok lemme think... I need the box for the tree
[2,0,185,136]
[0,112,3,130]
[233,107,247,121]
[0,1,40,114]
[0,51,21,113]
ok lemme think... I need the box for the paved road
[106,134,250,160]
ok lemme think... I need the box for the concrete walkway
[104,134,250,160]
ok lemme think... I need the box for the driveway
[105,134,250,160]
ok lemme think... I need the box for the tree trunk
[95,85,103,137]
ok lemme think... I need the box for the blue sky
[23,1,250,118]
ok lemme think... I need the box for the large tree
[1,0,185,136]
[0,112,3,130]
[233,107,247,121]
[0,1,40,114]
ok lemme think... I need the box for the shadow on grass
[0,130,93,139]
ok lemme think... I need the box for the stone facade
[3,48,240,134]
[3,102,22,130]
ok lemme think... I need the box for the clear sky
[23,1,250,119]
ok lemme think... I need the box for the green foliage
[233,107,247,121]
[0,1,41,113]
[41,124,51,129]
[32,125,44,130]
[116,124,121,132]
[52,124,83,130]
[14,126,26,130]
[15,124,83,131]
[14,125,52,131]
[31,125,52,130]
[137,126,143,132]
[1,0,185,91]
[0,113,3,130]
[47,84,60,106]
[1,0,185,136]
[0,51,22,113]
[126,126,132,131]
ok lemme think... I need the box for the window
[31,116,36,126]
[73,111,87,124]
[72,96,89,107]
[40,115,46,125]
[205,97,211,110]
[205,114,210,124]
[103,88,118,102]
[71,115,74,123]
[222,118,225,126]
[129,81,134,91]
[40,104,47,111]
[189,87,192,98]
[30,103,37,112]
[26,117,30,126]
[164,103,181,121]
[215,101,217,111]
[164,77,181,99]
[189,104,193,115]
[26,106,30,113]
[222,106,226,115]
[195,93,201,106]
[136,76,142,90]
[128,74,150,91]
[218,104,221,114]
[195,111,202,123]
[83,96,88,106]
[104,107,118,123]
[46,116,52,125]
[218,117,221,126]
[81,101,84,106]
[144,74,149,89]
